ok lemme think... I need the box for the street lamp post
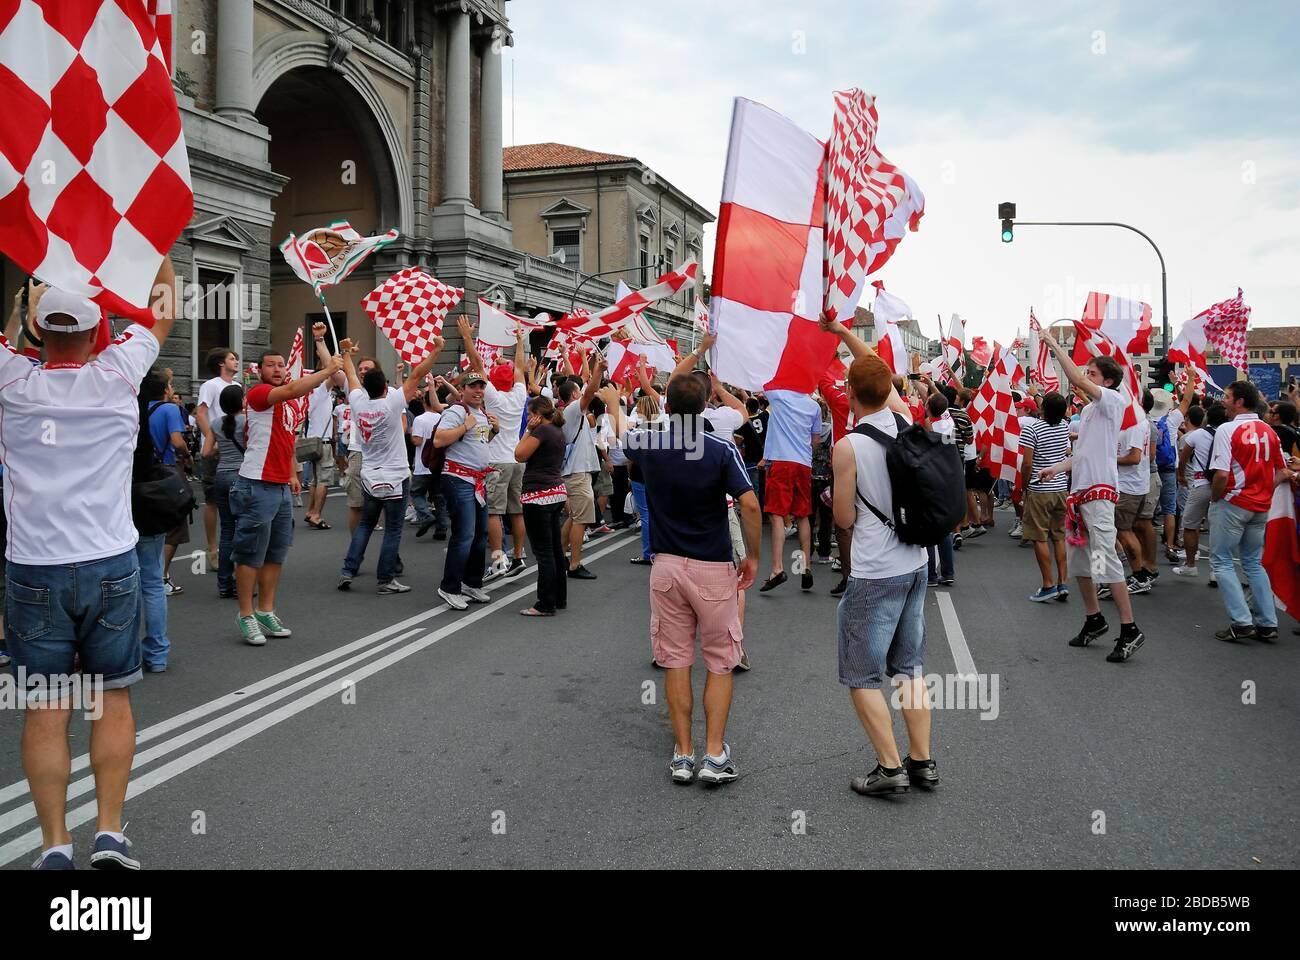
[569,261,665,312]
[1000,209,1170,353]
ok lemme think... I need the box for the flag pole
[318,293,339,352]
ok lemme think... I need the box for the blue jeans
[836,567,928,689]
[134,534,168,668]
[631,481,653,560]
[440,475,488,593]
[231,478,294,568]
[5,549,141,700]
[1158,467,1178,517]
[1209,500,1275,629]
[343,481,409,584]
[927,534,954,581]
[410,474,448,531]
[214,472,238,593]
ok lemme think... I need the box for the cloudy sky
[502,0,1299,345]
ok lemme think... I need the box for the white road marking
[0,532,637,865]
[935,591,978,679]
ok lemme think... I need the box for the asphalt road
[1,498,1296,869]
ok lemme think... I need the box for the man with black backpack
[823,313,959,798]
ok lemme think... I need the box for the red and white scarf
[444,460,497,506]
[520,484,568,507]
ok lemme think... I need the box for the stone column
[479,28,505,219]
[443,7,473,206]
[214,0,256,123]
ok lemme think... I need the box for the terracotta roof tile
[1246,326,1300,348]
[503,143,635,172]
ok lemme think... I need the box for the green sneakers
[253,610,292,638]
[238,615,266,647]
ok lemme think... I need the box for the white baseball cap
[36,288,101,332]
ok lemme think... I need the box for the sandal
[306,517,332,530]
[520,608,555,617]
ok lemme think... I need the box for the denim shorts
[1157,468,1178,517]
[230,477,294,568]
[5,549,142,701]
[837,566,928,689]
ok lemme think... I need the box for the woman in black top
[514,396,568,616]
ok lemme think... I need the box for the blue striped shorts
[836,567,928,689]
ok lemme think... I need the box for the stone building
[502,144,715,348]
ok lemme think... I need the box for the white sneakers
[462,586,491,604]
[1171,565,1199,578]
[1009,521,1023,538]
[438,588,468,611]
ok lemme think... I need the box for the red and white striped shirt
[1209,414,1285,512]
[239,384,297,484]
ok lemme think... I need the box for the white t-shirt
[197,374,235,432]
[348,388,410,488]
[844,409,927,580]
[410,410,442,477]
[1070,388,1126,495]
[305,380,334,440]
[334,404,353,448]
[1183,428,1215,488]
[702,405,744,439]
[1116,423,1151,496]
[484,381,527,464]
[0,325,159,564]
[930,411,955,439]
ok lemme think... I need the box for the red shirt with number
[1208,414,1285,512]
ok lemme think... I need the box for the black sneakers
[1255,627,1279,642]
[1106,627,1145,662]
[903,756,939,788]
[801,572,814,591]
[850,764,909,796]
[830,577,848,597]
[1215,624,1255,643]
[1069,616,1109,647]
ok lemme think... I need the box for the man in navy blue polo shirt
[624,374,761,786]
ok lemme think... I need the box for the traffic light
[998,202,1016,243]
[1148,355,1174,392]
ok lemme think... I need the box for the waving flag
[477,298,530,349]
[1197,288,1251,371]
[694,297,712,335]
[282,328,309,431]
[558,261,696,341]
[865,170,924,277]
[0,0,191,324]
[970,336,993,368]
[1264,483,1300,616]
[870,282,911,375]
[281,221,399,295]
[1072,292,1153,365]
[969,345,1022,483]
[1072,321,1143,430]
[1028,309,1061,393]
[944,314,966,382]
[361,268,461,364]
[824,89,913,322]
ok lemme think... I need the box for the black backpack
[132,402,197,536]
[852,413,966,546]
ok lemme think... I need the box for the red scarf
[445,459,496,505]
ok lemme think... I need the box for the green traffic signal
[1001,218,1014,243]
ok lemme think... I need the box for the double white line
[0,531,637,867]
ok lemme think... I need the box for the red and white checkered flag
[1198,288,1251,371]
[362,268,462,365]
[557,261,697,339]
[1071,321,1144,430]
[969,344,1022,483]
[823,89,911,322]
[0,0,192,323]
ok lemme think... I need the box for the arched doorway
[256,66,403,360]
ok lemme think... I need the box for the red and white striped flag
[282,328,309,432]
[824,89,914,322]
[558,261,697,340]
[362,268,462,365]
[1264,483,1300,616]
[1071,320,1144,430]
[1072,292,1153,365]
[1028,309,1061,393]
[1197,288,1251,371]
[969,344,1022,483]
[0,0,191,325]
[944,314,966,382]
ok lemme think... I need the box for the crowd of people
[3,266,1299,868]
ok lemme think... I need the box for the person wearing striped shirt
[1020,392,1073,602]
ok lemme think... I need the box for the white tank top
[845,412,927,580]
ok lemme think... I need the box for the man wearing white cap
[0,259,175,870]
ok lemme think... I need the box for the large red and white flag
[1028,309,1061,393]
[1264,484,1300,617]
[0,0,191,324]
[969,345,1022,483]
[1072,321,1144,430]
[477,298,530,348]
[1197,288,1251,371]
[944,314,966,382]
[558,262,696,341]
[824,89,914,322]
[865,170,924,278]
[870,282,911,375]
[361,268,462,365]
[281,221,399,296]
[710,99,837,393]
[1072,292,1153,365]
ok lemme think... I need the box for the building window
[639,238,651,287]
[1265,350,1276,359]
[552,229,580,271]
[195,268,237,367]
[1250,351,1259,359]
[327,0,364,22]
[374,0,405,47]
[1284,350,1297,358]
